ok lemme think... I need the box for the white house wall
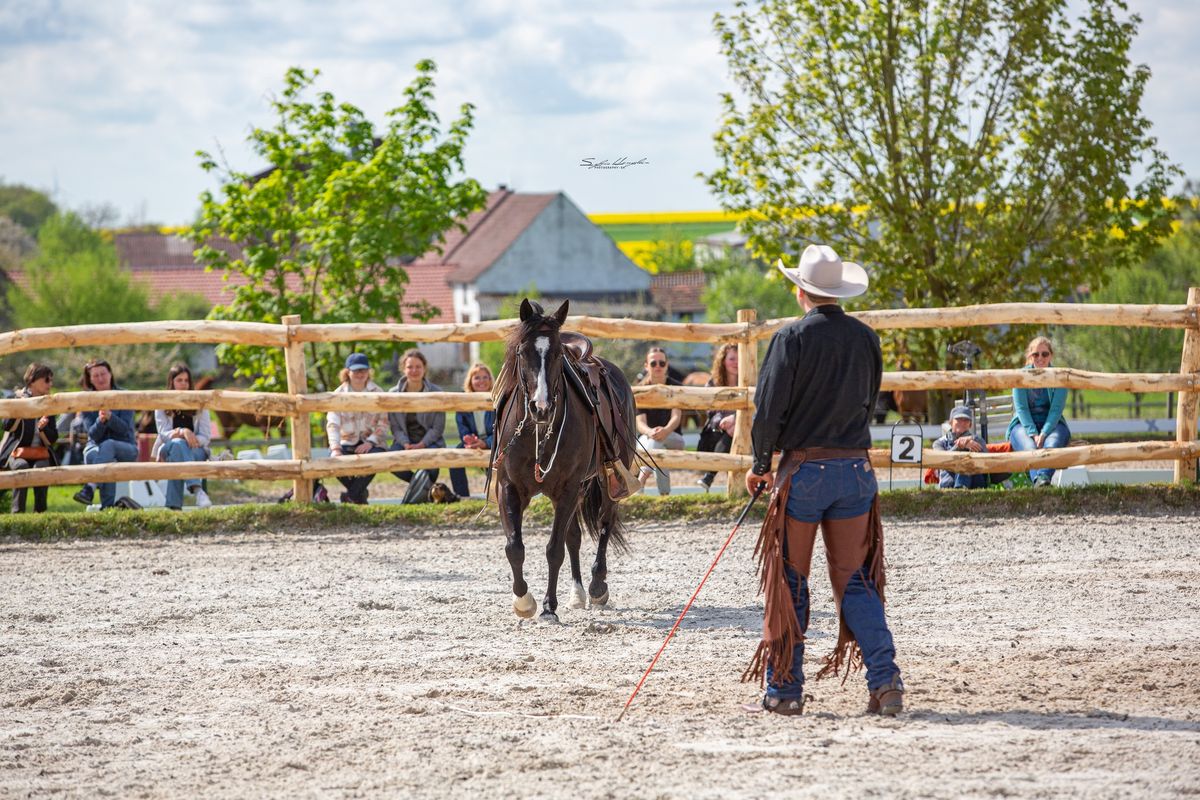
[474,194,651,296]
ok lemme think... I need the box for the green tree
[0,216,38,327]
[0,182,57,234]
[707,0,1178,415]
[190,63,488,391]
[1065,214,1200,415]
[6,212,156,328]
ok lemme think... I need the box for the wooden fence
[1,290,1197,502]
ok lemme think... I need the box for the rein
[494,351,570,484]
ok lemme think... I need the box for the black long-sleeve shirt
[751,305,882,474]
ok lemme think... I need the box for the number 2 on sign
[891,433,922,464]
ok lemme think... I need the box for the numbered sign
[890,432,922,464]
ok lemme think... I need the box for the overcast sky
[1,0,1196,226]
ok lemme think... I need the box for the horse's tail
[578,477,629,554]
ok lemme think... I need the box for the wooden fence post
[1174,287,1200,484]
[282,314,313,502]
[727,309,758,498]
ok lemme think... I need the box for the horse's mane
[194,375,215,391]
[492,303,563,406]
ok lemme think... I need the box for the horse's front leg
[500,482,536,619]
[541,488,580,623]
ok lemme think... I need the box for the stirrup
[603,460,638,501]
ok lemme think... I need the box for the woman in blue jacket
[449,362,495,498]
[1007,336,1070,487]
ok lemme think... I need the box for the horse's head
[504,298,569,421]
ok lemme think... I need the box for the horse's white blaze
[533,336,550,412]
[570,582,586,609]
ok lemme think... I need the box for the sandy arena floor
[2,510,1198,798]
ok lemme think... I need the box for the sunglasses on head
[649,359,667,368]
[1032,351,1052,358]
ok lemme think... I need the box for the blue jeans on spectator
[1008,421,1070,483]
[939,470,989,490]
[767,458,899,700]
[161,439,207,509]
[83,439,139,508]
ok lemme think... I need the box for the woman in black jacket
[1,363,59,513]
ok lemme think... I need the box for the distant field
[595,221,738,242]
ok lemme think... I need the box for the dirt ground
[2,510,1198,799]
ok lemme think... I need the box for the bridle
[495,330,570,483]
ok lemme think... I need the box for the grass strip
[2,483,1197,542]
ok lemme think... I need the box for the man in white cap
[742,244,903,717]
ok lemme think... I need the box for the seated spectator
[74,358,137,510]
[932,405,988,489]
[1007,336,1070,487]
[388,348,445,487]
[152,363,213,511]
[449,362,495,499]
[327,353,388,505]
[1,363,59,514]
[696,342,738,491]
[635,346,683,495]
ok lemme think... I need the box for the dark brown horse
[492,299,637,623]
[193,376,289,439]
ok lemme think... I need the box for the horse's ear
[519,298,534,322]
[552,300,569,326]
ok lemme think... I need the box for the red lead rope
[616,483,766,722]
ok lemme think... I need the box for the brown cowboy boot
[866,675,904,716]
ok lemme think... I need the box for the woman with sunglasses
[635,347,684,495]
[0,363,59,513]
[1006,336,1070,487]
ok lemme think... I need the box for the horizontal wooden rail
[850,302,1199,332]
[6,367,1193,419]
[917,440,1200,475]
[4,302,1194,358]
[0,320,286,357]
[879,368,1197,392]
[3,441,1196,492]
[290,320,514,344]
[0,385,755,417]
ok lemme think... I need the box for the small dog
[429,482,460,504]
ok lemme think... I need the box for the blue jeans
[83,439,139,508]
[784,458,876,523]
[767,458,900,699]
[1008,421,1070,483]
[161,439,207,509]
[939,470,988,490]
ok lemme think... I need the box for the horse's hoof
[513,592,537,619]
[539,610,561,625]
[570,583,586,609]
[590,590,609,608]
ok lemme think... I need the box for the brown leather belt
[786,447,869,462]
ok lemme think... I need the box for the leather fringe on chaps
[741,452,886,688]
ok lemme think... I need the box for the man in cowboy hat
[742,244,904,717]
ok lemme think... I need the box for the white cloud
[1,0,1194,224]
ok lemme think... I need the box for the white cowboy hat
[776,244,869,298]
